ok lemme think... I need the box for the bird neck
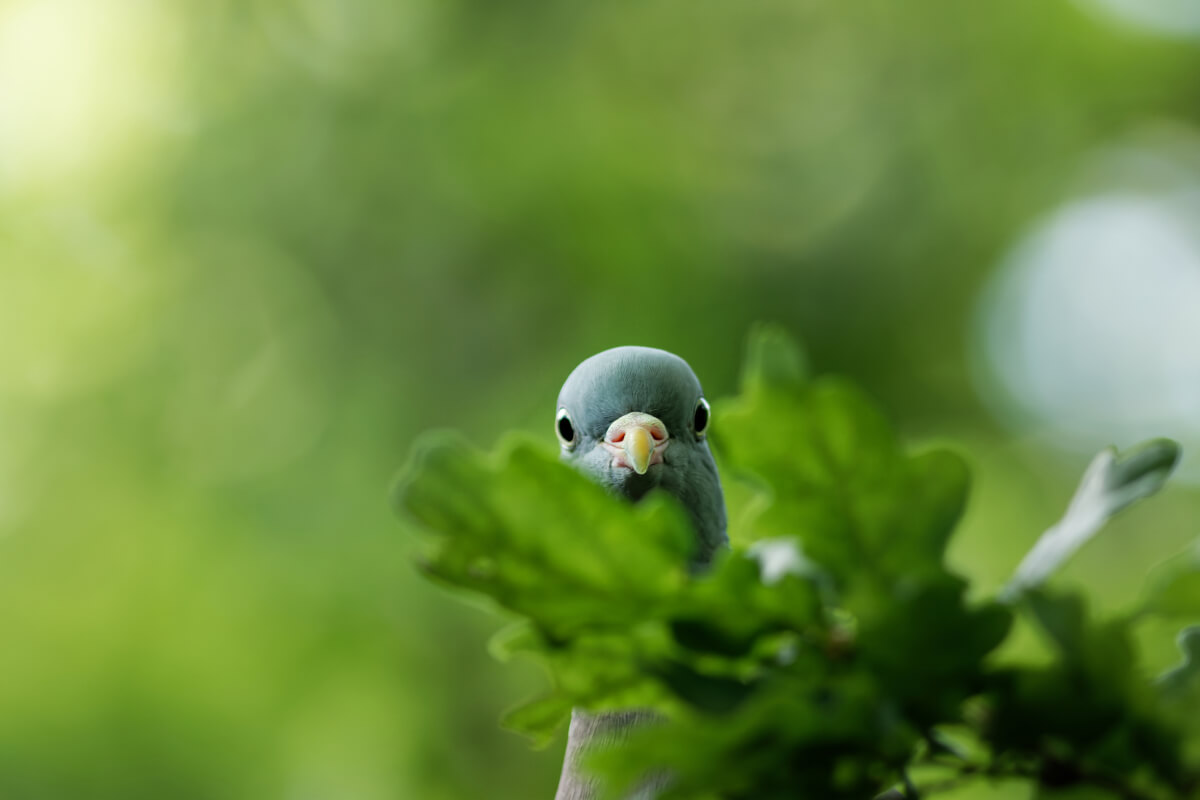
[554,709,666,800]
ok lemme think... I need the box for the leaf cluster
[394,327,1195,799]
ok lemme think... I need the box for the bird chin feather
[606,464,662,501]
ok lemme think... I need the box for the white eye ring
[555,408,577,449]
[693,397,710,438]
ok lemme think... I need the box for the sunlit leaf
[394,432,695,637]
[713,367,969,587]
[1005,439,1180,599]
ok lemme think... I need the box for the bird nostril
[610,427,665,444]
[604,413,671,447]
[610,428,665,444]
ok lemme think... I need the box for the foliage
[395,327,1196,799]
[8,1,1200,797]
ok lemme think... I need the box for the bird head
[555,346,728,565]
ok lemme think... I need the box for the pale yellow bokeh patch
[0,0,180,191]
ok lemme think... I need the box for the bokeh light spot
[975,187,1200,478]
[0,0,176,188]
[1076,0,1200,39]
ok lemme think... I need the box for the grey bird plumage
[552,346,728,800]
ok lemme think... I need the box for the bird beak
[603,412,669,475]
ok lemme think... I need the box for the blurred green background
[3,0,1200,797]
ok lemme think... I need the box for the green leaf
[1035,788,1122,800]
[666,546,825,660]
[498,624,675,741]
[1141,543,1200,620]
[395,328,1195,799]
[591,672,916,800]
[488,621,540,662]
[1022,590,1136,683]
[500,694,575,747]
[1004,439,1180,599]
[711,324,973,589]
[1157,626,1200,700]
[653,660,759,714]
[714,372,969,585]
[394,432,695,638]
[985,590,1159,763]
[854,575,1012,722]
[1153,628,1200,781]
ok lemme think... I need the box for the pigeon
[552,346,728,800]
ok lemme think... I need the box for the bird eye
[555,408,577,449]
[693,397,710,438]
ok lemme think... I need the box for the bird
[551,346,728,800]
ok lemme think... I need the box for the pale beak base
[602,412,669,475]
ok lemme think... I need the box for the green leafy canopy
[394,325,1194,799]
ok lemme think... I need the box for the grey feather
[553,347,728,799]
[554,710,666,800]
[556,346,728,564]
